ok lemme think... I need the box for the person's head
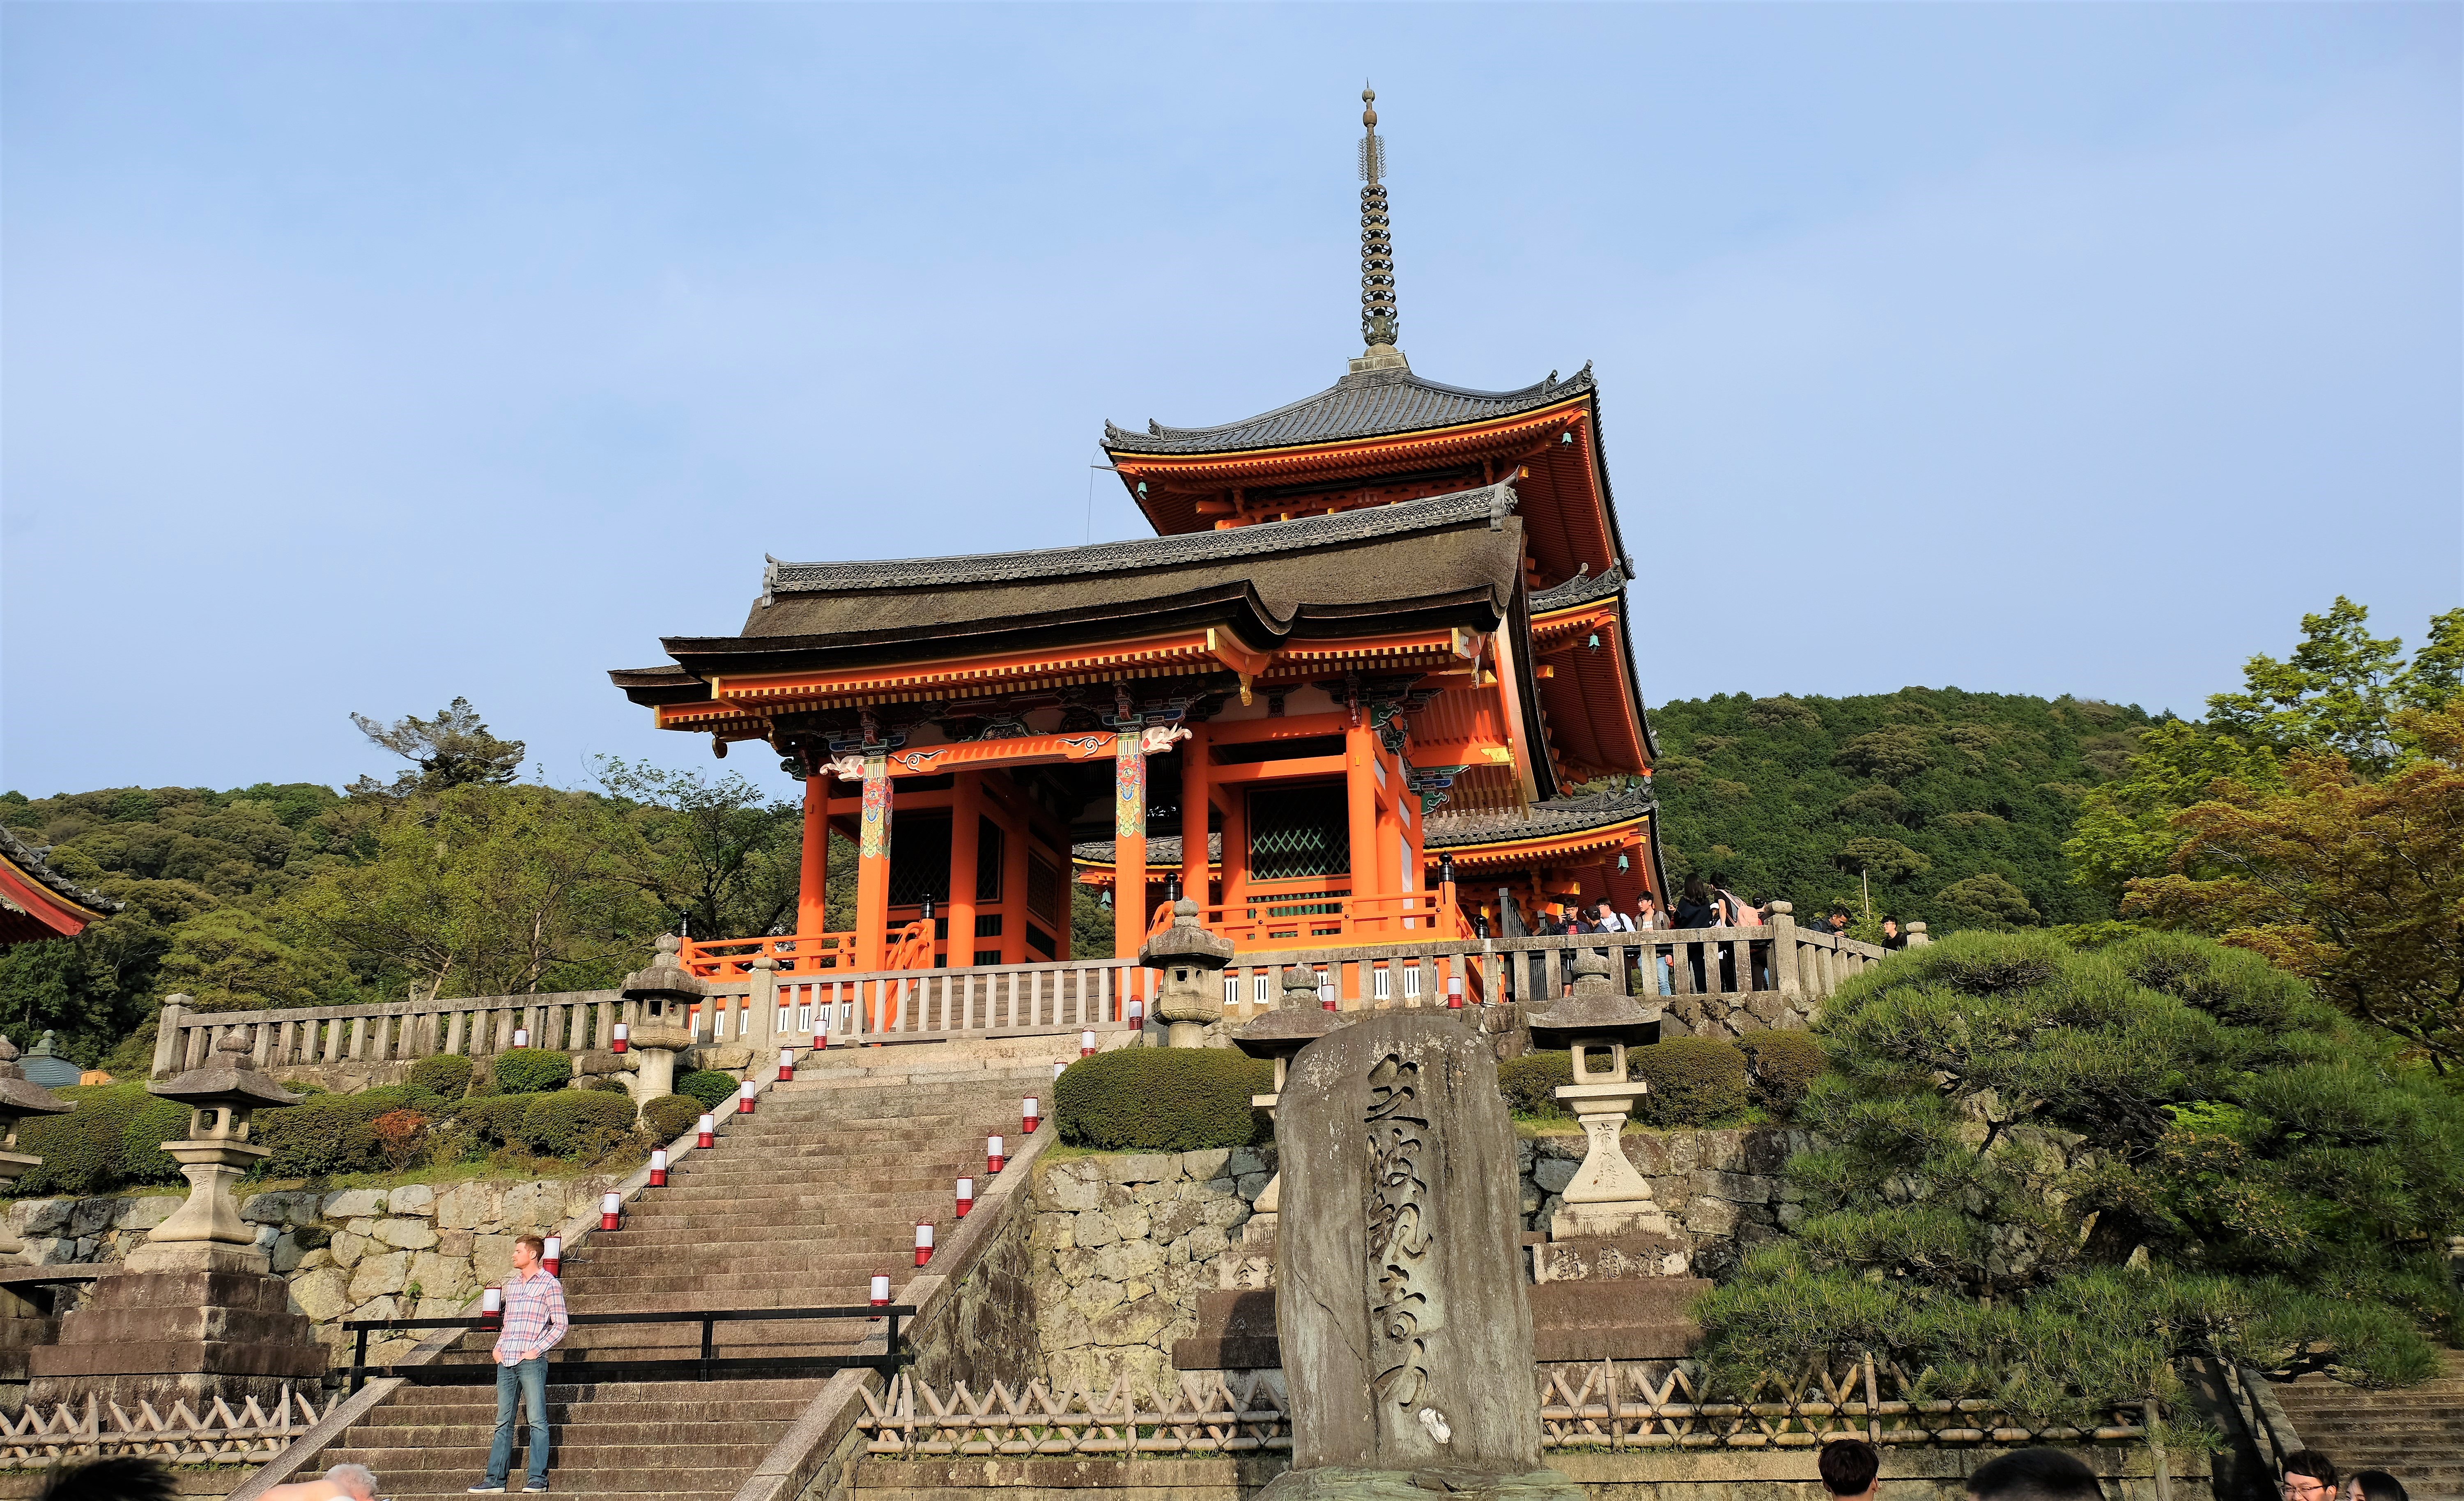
[1829,907,1850,930]
[1683,876,1709,900]
[2282,1452,2339,1501]
[1965,1448,2104,1501]
[325,1464,380,1501]
[2347,1473,2406,1501]
[1638,895,1658,912]
[1595,899,1615,918]
[1819,1438,1882,1499]
[1882,918,1900,936]
[34,1457,178,1501]
[512,1233,545,1271]
[1710,872,1731,891]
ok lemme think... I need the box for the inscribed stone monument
[1265,1012,1579,1501]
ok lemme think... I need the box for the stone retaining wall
[1021,1127,1804,1391]
[4,1175,620,1362]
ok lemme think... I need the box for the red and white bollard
[542,1235,561,1276]
[913,1221,934,1267]
[870,1274,890,1308]
[696,1113,716,1149]
[611,1022,628,1053]
[1080,1029,1096,1058]
[513,1027,529,1049]
[1125,998,1144,1030]
[1023,1097,1039,1134]
[777,1047,796,1082]
[649,1149,669,1187]
[481,1287,503,1329]
[600,1192,622,1230]
[737,1080,757,1115]
[1447,975,1464,1010]
[987,1135,1005,1174]
[1052,1060,1066,1081]
[955,1178,974,1218]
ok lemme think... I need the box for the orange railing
[1147,886,1472,951]
[681,921,935,979]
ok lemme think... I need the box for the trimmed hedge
[520,1092,635,1160]
[406,1055,476,1100]
[1630,1038,1749,1126]
[676,1071,738,1113]
[640,1094,702,1145]
[1056,1049,1271,1151]
[460,1094,541,1148]
[1739,1031,1824,1115]
[253,1085,448,1178]
[490,1049,573,1096]
[119,1095,198,1184]
[1499,1053,1574,1118]
[14,1085,186,1196]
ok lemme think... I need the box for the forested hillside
[1646,687,2155,931]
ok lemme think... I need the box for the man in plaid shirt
[470,1234,568,1493]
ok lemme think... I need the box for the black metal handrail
[340,1304,916,1392]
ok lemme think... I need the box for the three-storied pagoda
[610,89,1663,978]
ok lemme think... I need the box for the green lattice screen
[888,813,953,907]
[1246,785,1350,882]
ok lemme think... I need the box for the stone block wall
[1022,1147,1272,1393]
[1519,1125,1806,1280]
[1659,987,1819,1039]
[5,1174,621,1364]
[1018,1126,1807,1391]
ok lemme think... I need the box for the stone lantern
[132,1033,304,1271]
[1523,950,1670,1239]
[1139,899,1236,1047]
[29,1032,323,1408]
[0,1034,73,1261]
[619,934,706,1101]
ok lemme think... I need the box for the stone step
[358,1399,816,1429]
[375,1379,825,1408]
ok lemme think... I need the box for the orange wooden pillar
[855,751,892,975]
[1179,727,1210,910]
[1113,729,1147,963]
[797,773,830,945]
[1344,721,1380,1000]
[1219,787,1248,912]
[948,771,980,970]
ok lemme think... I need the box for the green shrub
[1630,1038,1749,1126]
[14,1085,164,1195]
[640,1095,702,1145]
[589,1076,629,1094]
[676,1070,738,1113]
[490,1049,572,1096]
[406,1055,476,1100]
[1498,1052,1573,1118]
[520,1091,636,1160]
[118,1095,197,1184]
[1740,1031,1825,1115]
[256,1099,383,1177]
[460,1094,538,1148]
[1056,1049,1270,1151]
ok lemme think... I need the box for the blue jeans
[488,1356,550,1487]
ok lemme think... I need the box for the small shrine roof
[1105,364,1595,456]
[1423,785,1655,849]
[1530,562,1627,614]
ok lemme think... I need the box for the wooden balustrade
[1146,888,1473,950]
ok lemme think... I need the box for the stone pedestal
[1264,1012,1580,1501]
[1548,1051,1670,1241]
[624,1027,692,1104]
[28,1241,325,1410]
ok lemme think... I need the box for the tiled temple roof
[1069,832,1223,867]
[0,826,121,918]
[1423,785,1655,848]
[1103,364,1595,456]
[761,483,1517,600]
[1529,562,1627,613]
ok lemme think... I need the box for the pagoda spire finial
[1356,83,1401,361]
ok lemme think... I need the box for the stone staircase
[286,1043,1060,1500]
[2272,1347,2464,1501]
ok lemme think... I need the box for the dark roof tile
[1104,364,1594,456]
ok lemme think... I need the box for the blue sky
[5,4,2457,801]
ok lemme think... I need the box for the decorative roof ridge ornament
[1350,84,1407,376]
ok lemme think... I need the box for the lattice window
[977,817,1005,902]
[888,813,952,908]
[1026,852,1060,923]
[1247,786,1349,882]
